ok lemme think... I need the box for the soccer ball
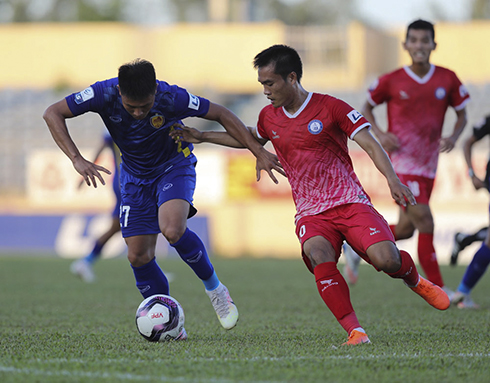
[135,294,185,342]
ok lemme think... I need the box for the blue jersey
[66,78,210,178]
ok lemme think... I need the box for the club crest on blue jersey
[435,87,446,100]
[308,120,323,135]
[74,87,94,105]
[150,114,165,129]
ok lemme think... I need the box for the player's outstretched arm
[43,99,111,188]
[170,123,246,148]
[440,108,468,153]
[353,128,416,207]
[171,122,284,183]
[199,102,286,183]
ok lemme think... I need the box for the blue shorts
[119,163,197,238]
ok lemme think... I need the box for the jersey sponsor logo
[435,87,446,100]
[347,110,362,124]
[162,183,173,192]
[369,227,381,236]
[74,87,94,104]
[109,116,122,123]
[308,119,323,135]
[399,90,410,100]
[271,129,280,139]
[459,84,469,98]
[320,278,339,292]
[150,114,165,129]
[138,285,151,293]
[187,91,200,110]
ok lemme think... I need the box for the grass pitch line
[0,365,282,383]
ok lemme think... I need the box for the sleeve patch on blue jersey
[74,87,95,105]
[187,91,200,111]
[347,109,362,124]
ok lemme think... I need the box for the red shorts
[295,203,395,273]
[397,174,434,206]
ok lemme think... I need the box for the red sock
[386,250,420,286]
[418,233,444,287]
[314,262,360,334]
[389,225,398,240]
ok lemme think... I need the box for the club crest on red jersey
[435,87,446,100]
[150,114,165,129]
[308,119,323,135]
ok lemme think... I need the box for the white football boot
[70,259,95,283]
[206,283,239,330]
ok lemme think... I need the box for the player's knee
[161,225,186,244]
[377,254,401,273]
[367,243,401,273]
[127,252,154,267]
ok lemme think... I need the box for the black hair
[406,19,435,41]
[118,58,157,100]
[253,44,303,83]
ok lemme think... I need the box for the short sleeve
[367,74,391,106]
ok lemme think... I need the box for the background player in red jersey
[358,19,470,297]
[171,44,450,346]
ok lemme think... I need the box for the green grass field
[1,256,489,383]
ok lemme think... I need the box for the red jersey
[368,65,470,178]
[256,92,372,223]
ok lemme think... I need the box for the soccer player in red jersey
[360,20,470,296]
[171,44,450,346]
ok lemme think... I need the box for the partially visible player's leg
[390,208,416,241]
[344,204,449,310]
[452,231,490,309]
[451,227,488,266]
[119,167,173,298]
[403,202,445,288]
[342,243,361,285]
[366,241,449,310]
[306,239,369,345]
[157,165,238,330]
[298,215,369,346]
[71,212,122,283]
[126,234,171,297]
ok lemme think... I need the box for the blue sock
[203,270,220,291]
[458,243,490,293]
[131,257,169,298]
[85,243,103,264]
[170,228,216,283]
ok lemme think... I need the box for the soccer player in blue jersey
[71,132,122,283]
[44,58,284,334]
[451,115,490,309]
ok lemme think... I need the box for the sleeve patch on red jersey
[347,110,362,124]
[368,79,379,91]
[459,85,469,98]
